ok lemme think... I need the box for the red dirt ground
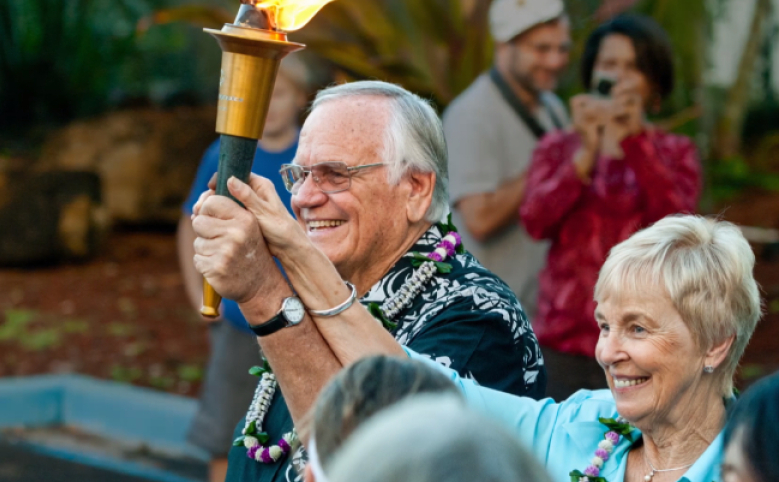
[1,210,778,398]
[0,228,209,397]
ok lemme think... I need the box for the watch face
[283,297,306,325]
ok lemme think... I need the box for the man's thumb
[227,177,262,215]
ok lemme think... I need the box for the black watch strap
[249,313,287,337]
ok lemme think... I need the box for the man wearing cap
[444,0,570,322]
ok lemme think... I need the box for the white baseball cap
[489,0,566,43]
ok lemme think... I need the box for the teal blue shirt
[405,347,723,482]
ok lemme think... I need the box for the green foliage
[110,364,144,382]
[62,319,90,334]
[300,0,493,106]
[708,156,779,203]
[0,309,80,351]
[0,0,223,133]
[0,0,144,129]
[738,364,765,381]
[598,417,634,442]
[569,469,606,482]
[0,309,36,340]
[177,363,203,382]
[149,375,176,389]
[21,330,63,351]
[144,0,494,108]
[107,321,136,337]
[367,302,396,331]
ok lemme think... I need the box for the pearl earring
[703,366,714,374]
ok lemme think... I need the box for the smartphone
[592,73,617,97]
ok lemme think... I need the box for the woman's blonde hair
[595,215,762,395]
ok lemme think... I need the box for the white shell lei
[380,232,461,320]
[237,371,297,463]
[381,261,437,319]
[239,230,461,464]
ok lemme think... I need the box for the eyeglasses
[279,161,385,194]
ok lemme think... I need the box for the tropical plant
[0,0,147,130]
[710,0,773,161]
[141,0,723,114]
[0,0,224,133]
[142,0,496,108]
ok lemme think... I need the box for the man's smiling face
[290,96,414,280]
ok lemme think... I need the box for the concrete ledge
[0,374,208,481]
[0,376,63,427]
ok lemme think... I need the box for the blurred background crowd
[0,0,778,480]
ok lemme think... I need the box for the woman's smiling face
[594,285,708,427]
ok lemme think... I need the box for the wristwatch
[249,296,306,337]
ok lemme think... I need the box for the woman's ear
[705,335,735,371]
[405,171,435,224]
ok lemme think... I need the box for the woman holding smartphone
[519,14,702,401]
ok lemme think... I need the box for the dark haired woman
[519,14,701,400]
[722,372,779,482]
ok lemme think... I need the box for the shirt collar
[404,223,445,254]
[360,224,443,305]
[679,431,723,482]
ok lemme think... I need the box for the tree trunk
[712,0,772,160]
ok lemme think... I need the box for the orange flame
[253,0,333,31]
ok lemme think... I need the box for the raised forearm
[457,174,527,242]
[238,277,344,423]
[277,239,405,363]
[176,216,204,311]
[239,239,402,422]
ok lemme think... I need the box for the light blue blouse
[405,348,722,482]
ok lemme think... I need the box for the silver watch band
[308,282,357,317]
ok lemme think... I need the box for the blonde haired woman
[307,215,762,482]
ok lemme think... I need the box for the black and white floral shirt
[226,225,546,482]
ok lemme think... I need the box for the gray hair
[328,394,551,482]
[594,215,762,396]
[311,81,449,223]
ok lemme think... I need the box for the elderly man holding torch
[191,81,546,481]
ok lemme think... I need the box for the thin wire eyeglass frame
[279,161,385,194]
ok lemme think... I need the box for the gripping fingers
[192,189,215,217]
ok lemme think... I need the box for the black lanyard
[489,67,564,140]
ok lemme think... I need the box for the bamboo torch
[201,0,331,317]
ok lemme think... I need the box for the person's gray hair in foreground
[327,394,551,482]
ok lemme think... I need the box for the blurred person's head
[594,215,761,430]
[722,372,779,482]
[581,14,675,109]
[490,0,571,95]
[263,55,311,139]
[327,394,552,482]
[303,356,460,482]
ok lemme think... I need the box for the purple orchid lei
[569,418,633,482]
[233,361,297,464]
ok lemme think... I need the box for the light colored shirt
[443,73,569,319]
[405,347,723,482]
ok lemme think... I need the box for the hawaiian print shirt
[225,225,546,482]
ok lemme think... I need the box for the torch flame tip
[248,0,334,32]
